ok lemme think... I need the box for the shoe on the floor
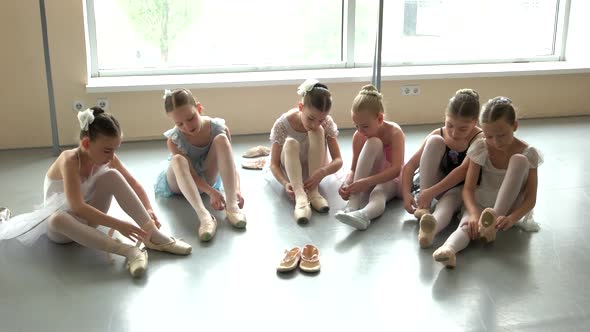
[127,250,148,278]
[335,210,371,230]
[299,244,320,273]
[199,214,218,242]
[479,208,497,243]
[226,210,247,229]
[241,157,266,170]
[432,245,456,268]
[277,247,301,272]
[0,207,12,222]
[418,214,437,248]
[242,145,271,158]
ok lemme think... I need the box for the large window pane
[355,0,560,64]
[94,0,343,72]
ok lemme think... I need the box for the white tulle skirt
[0,166,110,245]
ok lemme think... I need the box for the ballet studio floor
[1,116,589,331]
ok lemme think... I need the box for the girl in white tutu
[433,97,542,268]
[0,107,191,277]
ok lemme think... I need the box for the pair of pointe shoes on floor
[277,244,321,273]
[432,207,498,268]
[198,209,247,242]
[294,194,329,224]
[126,221,193,277]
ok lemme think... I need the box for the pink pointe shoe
[432,245,456,268]
[479,208,497,243]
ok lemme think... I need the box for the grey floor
[1,116,589,332]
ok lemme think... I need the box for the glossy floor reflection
[1,116,589,331]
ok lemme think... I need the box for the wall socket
[401,85,421,96]
[72,100,85,112]
[97,98,109,110]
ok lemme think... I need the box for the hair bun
[360,84,382,100]
[456,88,479,100]
[91,106,105,117]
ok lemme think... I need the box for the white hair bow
[163,89,173,100]
[77,108,95,131]
[297,78,319,97]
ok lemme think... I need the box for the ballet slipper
[277,247,301,272]
[414,208,430,220]
[299,244,320,273]
[242,145,271,158]
[432,245,456,268]
[140,221,192,255]
[0,207,11,222]
[418,214,437,248]
[335,210,370,230]
[479,208,497,243]
[226,210,247,229]
[127,250,148,278]
[241,157,266,170]
[308,193,329,213]
[294,201,312,224]
[198,214,217,242]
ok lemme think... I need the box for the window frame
[85,0,571,78]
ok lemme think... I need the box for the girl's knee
[283,138,300,154]
[212,133,230,147]
[170,154,189,168]
[509,154,529,170]
[424,135,446,149]
[47,211,70,232]
[97,168,125,182]
[362,137,383,155]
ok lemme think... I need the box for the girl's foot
[226,210,247,229]
[309,193,329,213]
[335,210,370,230]
[141,221,192,255]
[418,214,437,248]
[414,208,430,220]
[198,215,217,242]
[432,245,456,268]
[294,201,312,224]
[479,208,497,243]
[127,249,148,278]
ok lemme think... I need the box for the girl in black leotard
[401,89,483,248]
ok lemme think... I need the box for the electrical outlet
[72,100,85,112]
[401,85,421,96]
[97,98,109,110]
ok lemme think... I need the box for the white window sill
[86,61,590,93]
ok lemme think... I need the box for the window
[87,0,569,77]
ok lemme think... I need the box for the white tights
[47,169,171,259]
[443,154,530,253]
[281,127,326,207]
[166,134,241,220]
[347,137,398,219]
[419,135,463,234]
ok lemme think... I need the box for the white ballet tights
[443,154,530,253]
[281,126,326,207]
[166,134,241,215]
[347,137,397,219]
[419,135,463,234]
[46,169,171,259]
